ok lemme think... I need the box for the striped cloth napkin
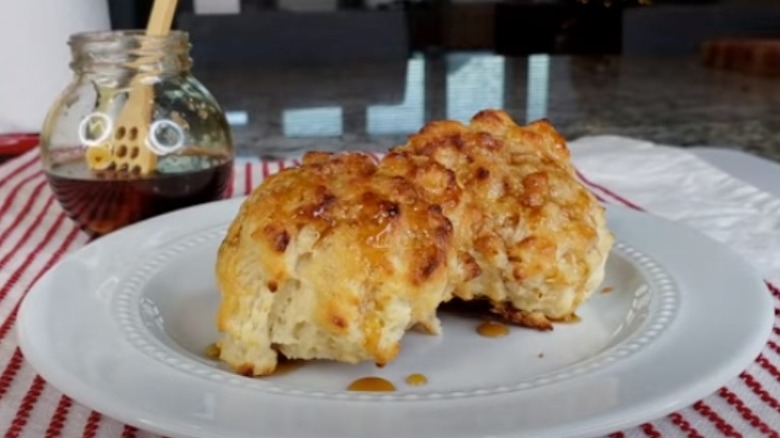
[1,137,779,438]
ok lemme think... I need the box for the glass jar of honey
[40,30,233,236]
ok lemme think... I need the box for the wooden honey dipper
[85,0,179,175]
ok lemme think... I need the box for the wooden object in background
[702,38,780,77]
[86,0,179,175]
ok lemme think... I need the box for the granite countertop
[195,53,780,162]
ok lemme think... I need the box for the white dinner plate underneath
[17,199,773,438]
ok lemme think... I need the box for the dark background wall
[106,0,780,62]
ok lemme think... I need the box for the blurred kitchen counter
[193,53,780,162]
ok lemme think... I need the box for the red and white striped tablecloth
[0,142,779,437]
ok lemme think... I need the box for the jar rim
[68,30,190,46]
[67,30,192,73]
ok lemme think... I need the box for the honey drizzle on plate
[204,343,220,360]
[272,359,306,376]
[477,321,509,338]
[347,377,396,392]
[405,373,428,386]
[556,314,581,324]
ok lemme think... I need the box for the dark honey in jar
[46,153,232,236]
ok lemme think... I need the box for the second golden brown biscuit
[386,110,613,329]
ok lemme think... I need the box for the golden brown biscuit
[216,152,455,376]
[215,110,613,375]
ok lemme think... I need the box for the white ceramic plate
[18,199,773,438]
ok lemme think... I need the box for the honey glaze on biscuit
[347,377,396,392]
